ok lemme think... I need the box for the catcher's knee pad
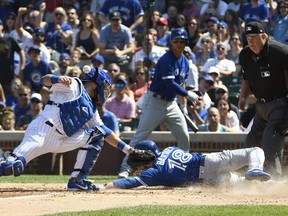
[76,140,104,181]
[0,156,26,177]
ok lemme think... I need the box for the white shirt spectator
[186,59,199,91]
[201,58,236,75]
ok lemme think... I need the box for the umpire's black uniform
[239,38,288,177]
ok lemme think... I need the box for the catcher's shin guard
[0,155,26,176]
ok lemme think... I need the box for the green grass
[45,205,288,216]
[0,175,116,184]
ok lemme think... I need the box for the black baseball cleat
[67,178,97,191]
[245,169,271,181]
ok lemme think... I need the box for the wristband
[117,140,127,151]
[51,76,60,84]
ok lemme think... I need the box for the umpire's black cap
[245,21,265,36]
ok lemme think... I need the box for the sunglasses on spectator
[136,72,145,75]
[35,33,45,37]
[218,26,226,29]
[31,99,41,103]
[19,93,28,97]
[55,13,63,17]
[83,18,92,22]
[201,40,211,44]
[115,83,126,88]
[231,38,239,41]
[217,47,225,51]
[216,89,226,94]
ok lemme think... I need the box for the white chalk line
[0,193,51,200]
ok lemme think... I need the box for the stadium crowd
[0,0,284,134]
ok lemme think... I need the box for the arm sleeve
[163,79,188,97]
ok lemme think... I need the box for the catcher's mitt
[127,149,156,169]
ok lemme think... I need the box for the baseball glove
[127,149,156,169]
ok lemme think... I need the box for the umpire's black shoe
[67,178,97,191]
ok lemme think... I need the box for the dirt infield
[1,180,288,216]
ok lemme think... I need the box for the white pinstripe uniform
[13,78,102,167]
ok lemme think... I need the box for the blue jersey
[273,14,288,45]
[149,50,189,99]
[114,146,203,188]
[23,60,52,93]
[239,2,269,24]
[100,0,144,28]
[102,109,119,132]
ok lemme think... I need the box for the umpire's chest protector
[59,82,96,137]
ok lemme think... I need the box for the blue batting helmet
[171,28,188,40]
[82,65,112,105]
[135,140,161,157]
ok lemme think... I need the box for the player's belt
[150,91,174,102]
[45,121,63,135]
[258,95,285,103]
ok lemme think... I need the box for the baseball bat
[183,113,198,133]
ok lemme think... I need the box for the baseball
[83,65,91,74]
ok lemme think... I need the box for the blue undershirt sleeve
[163,79,188,97]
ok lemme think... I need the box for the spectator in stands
[187,17,202,52]
[3,12,16,36]
[97,104,120,137]
[175,13,187,29]
[23,45,52,93]
[12,85,31,125]
[195,36,216,73]
[54,53,71,76]
[66,5,79,49]
[99,0,144,32]
[66,66,82,78]
[217,21,230,50]
[183,0,201,19]
[107,63,121,82]
[215,97,241,132]
[155,17,171,51]
[198,106,232,132]
[227,33,243,76]
[112,73,134,100]
[147,10,161,30]
[239,0,269,45]
[227,0,241,14]
[75,13,100,68]
[99,11,134,75]
[105,76,136,122]
[272,0,288,45]
[130,66,150,102]
[69,49,81,67]
[214,85,240,120]
[0,18,25,95]
[196,16,219,51]
[201,42,236,77]
[39,86,52,107]
[45,7,73,53]
[187,91,208,127]
[0,108,16,131]
[162,2,178,30]
[91,54,105,69]
[129,33,166,72]
[5,78,23,107]
[199,74,214,109]
[207,66,222,88]
[224,9,239,35]
[16,93,43,130]
[199,0,228,21]
[184,46,199,91]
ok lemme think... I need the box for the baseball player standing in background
[0,65,148,191]
[97,140,271,189]
[118,28,200,178]
[238,21,288,179]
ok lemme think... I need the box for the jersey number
[168,150,192,171]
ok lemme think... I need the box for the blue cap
[28,45,41,53]
[200,74,214,85]
[34,27,45,34]
[206,16,219,24]
[115,77,128,86]
[60,53,70,60]
[92,54,105,64]
[219,21,228,30]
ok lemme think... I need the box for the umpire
[238,21,288,178]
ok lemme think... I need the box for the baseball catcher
[96,140,271,189]
[0,65,151,191]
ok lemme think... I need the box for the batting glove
[186,90,199,104]
[180,103,188,115]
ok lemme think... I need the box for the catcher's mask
[81,65,112,105]
[135,140,161,157]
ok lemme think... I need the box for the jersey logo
[82,106,88,115]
